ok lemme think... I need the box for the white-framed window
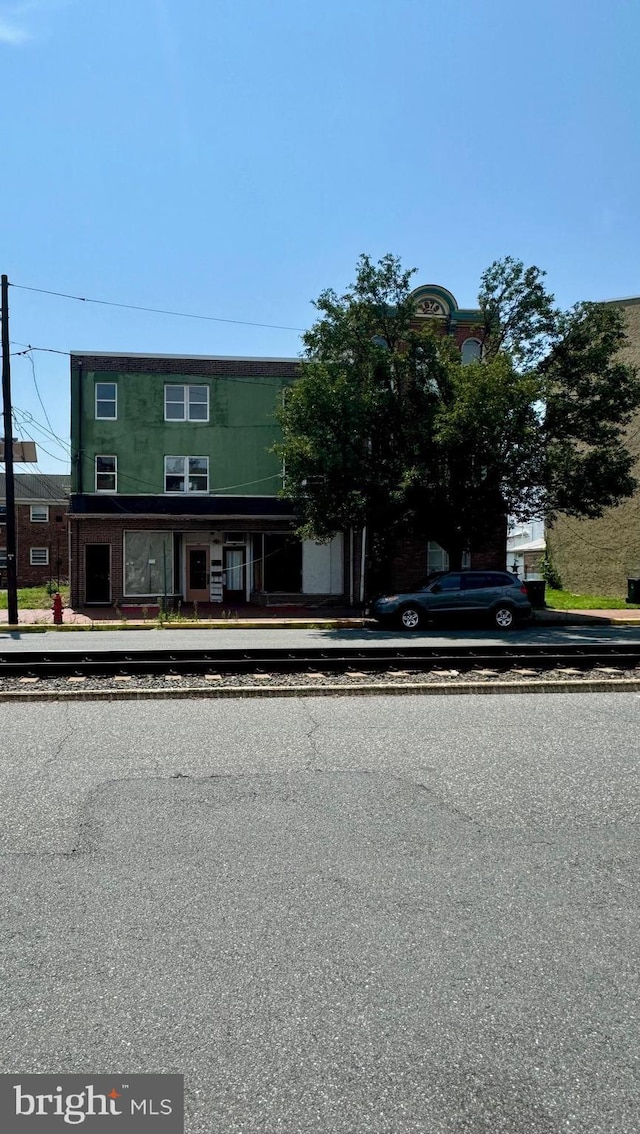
[427,541,449,575]
[427,541,471,575]
[0,548,7,569]
[30,504,49,522]
[95,455,117,492]
[461,338,482,365]
[164,456,209,493]
[164,384,209,422]
[30,548,49,566]
[95,382,117,419]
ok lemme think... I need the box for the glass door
[223,547,245,602]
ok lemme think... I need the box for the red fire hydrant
[52,592,64,625]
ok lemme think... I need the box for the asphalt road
[1,693,638,1133]
[2,622,640,651]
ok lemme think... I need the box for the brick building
[68,284,506,610]
[546,297,640,597]
[0,473,70,588]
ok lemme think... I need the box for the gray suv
[370,570,533,630]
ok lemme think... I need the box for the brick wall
[72,355,301,379]
[69,516,298,606]
[387,521,507,595]
[1,503,69,588]
[547,300,640,596]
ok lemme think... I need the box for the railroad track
[2,643,640,678]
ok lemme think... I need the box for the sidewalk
[2,604,640,630]
[0,605,364,629]
[534,608,640,626]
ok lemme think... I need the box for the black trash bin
[627,578,640,604]
[524,580,546,608]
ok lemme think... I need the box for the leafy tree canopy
[276,253,640,586]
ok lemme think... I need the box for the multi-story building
[67,285,506,610]
[0,473,70,588]
[546,296,640,596]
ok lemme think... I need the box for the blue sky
[2,0,639,471]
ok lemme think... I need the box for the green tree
[277,254,640,594]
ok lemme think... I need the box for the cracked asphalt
[0,693,638,1133]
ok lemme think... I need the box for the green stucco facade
[71,360,293,497]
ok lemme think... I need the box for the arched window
[461,338,482,365]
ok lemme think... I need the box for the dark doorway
[264,534,302,592]
[85,544,111,604]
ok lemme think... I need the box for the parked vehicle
[369,570,532,630]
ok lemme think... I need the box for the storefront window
[124,532,173,596]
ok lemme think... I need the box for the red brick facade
[69,515,299,607]
[1,475,71,589]
[14,502,69,587]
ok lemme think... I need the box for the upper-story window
[461,339,482,365]
[95,382,117,419]
[95,455,117,492]
[164,456,209,493]
[164,384,209,422]
[30,505,49,522]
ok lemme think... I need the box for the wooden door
[186,546,210,602]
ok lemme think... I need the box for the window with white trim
[427,541,449,575]
[95,382,117,419]
[164,456,209,493]
[30,548,49,566]
[0,548,7,569]
[30,505,49,522]
[95,455,117,492]
[427,541,470,575]
[164,384,209,422]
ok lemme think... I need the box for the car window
[488,572,514,587]
[434,573,461,592]
[462,573,490,590]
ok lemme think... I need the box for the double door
[185,545,246,603]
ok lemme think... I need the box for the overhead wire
[13,405,284,496]
[10,282,306,333]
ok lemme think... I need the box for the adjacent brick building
[68,284,506,610]
[546,297,640,597]
[0,473,70,588]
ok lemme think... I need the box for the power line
[12,414,71,466]
[13,407,71,454]
[24,351,58,438]
[14,405,283,495]
[11,283,306,333]
[11,342,69,358]
[10,342,298,394]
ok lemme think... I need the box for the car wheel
[493,604,515,630]
[398,605,423,631]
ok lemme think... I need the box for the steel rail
[1,643,640,678]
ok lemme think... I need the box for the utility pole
[1,274,18,624]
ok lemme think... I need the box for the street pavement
[3,622,640,651]
[0,692,638,1132]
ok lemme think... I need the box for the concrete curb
[1,678,640,703]
[0,619,366,633]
